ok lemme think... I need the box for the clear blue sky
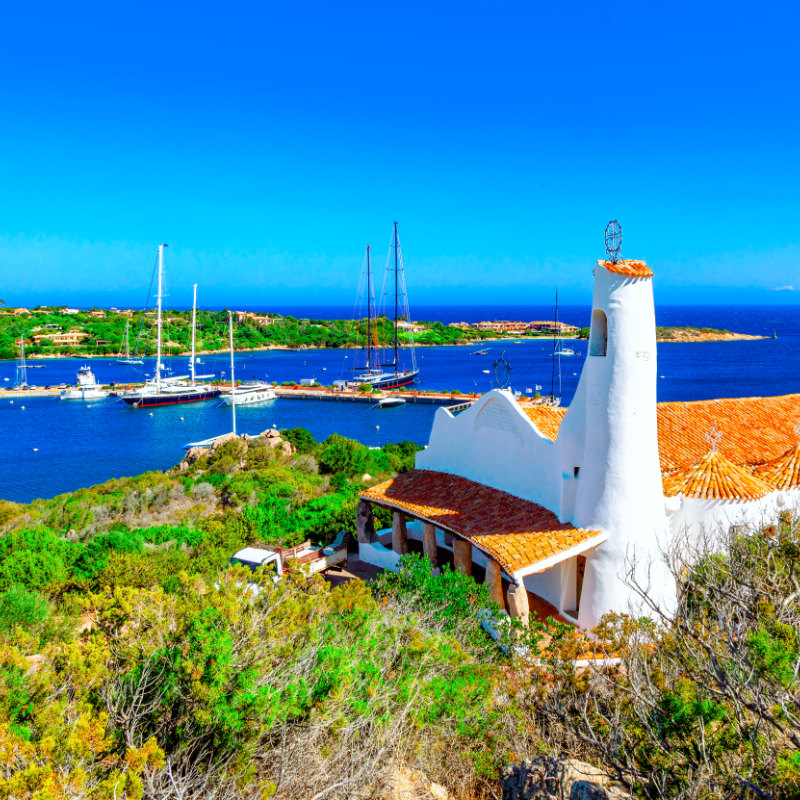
[1,1,798,308]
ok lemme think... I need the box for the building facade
[357,257,800,630]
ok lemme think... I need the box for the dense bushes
[4,428,800,797]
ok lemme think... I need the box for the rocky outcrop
[259,427,295,456]
[380,767,450,799]
[501,757,630,800]
[178,429,295,471]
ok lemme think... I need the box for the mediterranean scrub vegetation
[1,431,800,797]
[0,307,489,360]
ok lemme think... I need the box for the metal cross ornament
[493,350,511,389]
[604,220,623,263]
[705,426,722,452]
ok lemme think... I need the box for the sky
[0,1,798,308]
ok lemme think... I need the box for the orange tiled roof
[754,444,800,491]
[657,395,800,475]
[662,449,773,501]
[599,259,654,278]
[522,405,568,442]
[361,469,603,575]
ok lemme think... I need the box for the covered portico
[357,469,608,625]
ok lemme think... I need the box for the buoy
[376,425,380,429]
[149,412,153,416]
[9,400,13,404]
[180,416,184,421]
[32,447,38,452]
[21,406,25,410]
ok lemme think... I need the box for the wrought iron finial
[493,350,511,389]
[705,426,722,453]
[604,220,622,263]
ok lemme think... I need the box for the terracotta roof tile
[361,470,602,575]
[662,449,773,501]
[753,444,800,491]
[599,259,654,278]
[520,394,800,483]
[521,405,567,441]
[656,395,800,474]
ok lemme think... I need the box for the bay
[2,304,798,503]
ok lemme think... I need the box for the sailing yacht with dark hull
[350,222,419,391]
[122,247,221,408]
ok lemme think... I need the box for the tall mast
[124,320,130,359]
[366,245,372,373]
[393,221,399,374]
[550,289,562,401]
[18,332,27,387]
[190,283,197,384]
[228,310,236,436]
[155,244,166,390]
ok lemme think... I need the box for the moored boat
[116,320,144,365]
[123,246,220,408]
[60,365,109,401]
[347,222,419,391]
[220,383,277,406]
[374,396,406,408]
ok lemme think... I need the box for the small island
[654,326,767,343]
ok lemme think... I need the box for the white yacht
[220,382,276,406]
[60,366,109,401]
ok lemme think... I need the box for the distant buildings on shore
[448,319,580,335]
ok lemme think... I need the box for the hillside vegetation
[0,308,493,360]
[0,430,799,798]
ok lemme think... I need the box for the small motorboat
[374,396,406,409]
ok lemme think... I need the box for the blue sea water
[2,304,798,504]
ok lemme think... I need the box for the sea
[2,304,798,504]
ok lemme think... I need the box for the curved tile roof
[657,395,800,474]
[599,259,654,278]
[522,405,567,442]
[754,444,800,491]
[662,450,773,501]
[361,469,604,575]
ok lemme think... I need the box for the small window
[589,309,607,356]
[573,466,580,478]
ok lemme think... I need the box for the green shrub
[319,434,368,476]
[373,554,502,656]
[281,427,319,454]
[0,585,49,634]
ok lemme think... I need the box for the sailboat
[122,246,221,408]
[185,311,248,448]
[14,334,28,389]
[542,291,562,407]
[116,320,144,365]
[349,222,419,391]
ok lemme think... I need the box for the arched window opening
[589,309,608,357]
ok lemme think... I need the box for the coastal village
[2,1,798,797]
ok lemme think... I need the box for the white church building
[356,255,800,630]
